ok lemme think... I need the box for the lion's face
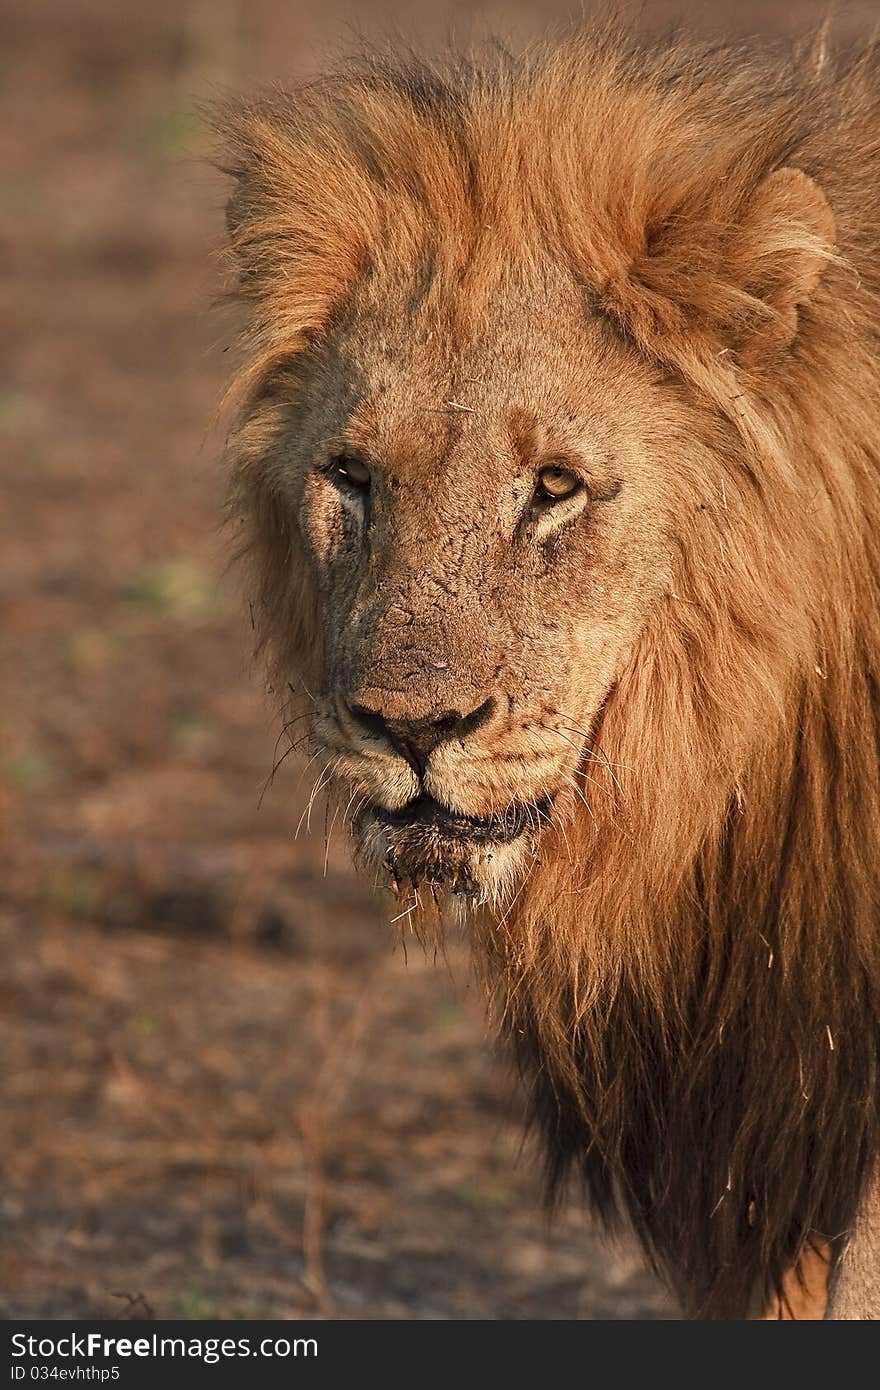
[282,266,699,899]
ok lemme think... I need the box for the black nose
[345,697,496,776]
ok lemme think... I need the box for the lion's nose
[345,697,496,777]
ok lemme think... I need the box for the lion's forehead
[334,317,657,486]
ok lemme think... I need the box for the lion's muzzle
[325,695,554,898]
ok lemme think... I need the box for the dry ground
[1,0,874,1321]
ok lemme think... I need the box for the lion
[215,27,880,1319]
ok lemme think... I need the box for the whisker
[494,844,541,930]
[294,758,337,840]
[306,759,339,836]
[342,783,365,825]
[267,715,305,778]
[554,806,576,865]
[560,762,615,802]
[257,734,312,809]
[323,798,341,876]
[290,677,317,705]
[533,726,613,803]
[563,773,595,822]
[289,746,324,798]
[550,710,620,752]
[551,710,629,788]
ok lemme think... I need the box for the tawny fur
[216,28,880,1318]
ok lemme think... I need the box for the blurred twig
[297,962,384,1314]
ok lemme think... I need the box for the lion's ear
[598,165,835,368]
[732,167,836,363]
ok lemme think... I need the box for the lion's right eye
[535,464,582,505]
[329,454,371,491]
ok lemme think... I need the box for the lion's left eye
[535,465,582,504]
[329,453,371,490]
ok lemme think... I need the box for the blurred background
[1,0,874,1321]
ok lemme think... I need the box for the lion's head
[219,39,836,906]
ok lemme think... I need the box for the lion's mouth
[371,793,552,844]
[355,793,554,896]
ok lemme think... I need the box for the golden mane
[218,28,880,1317]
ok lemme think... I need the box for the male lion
[217,29,880,1318]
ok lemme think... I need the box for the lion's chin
[353,794,548,902]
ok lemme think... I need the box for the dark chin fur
[358,796,549,894]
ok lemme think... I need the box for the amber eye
[330,453,371,490]
[536,465,582,504]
